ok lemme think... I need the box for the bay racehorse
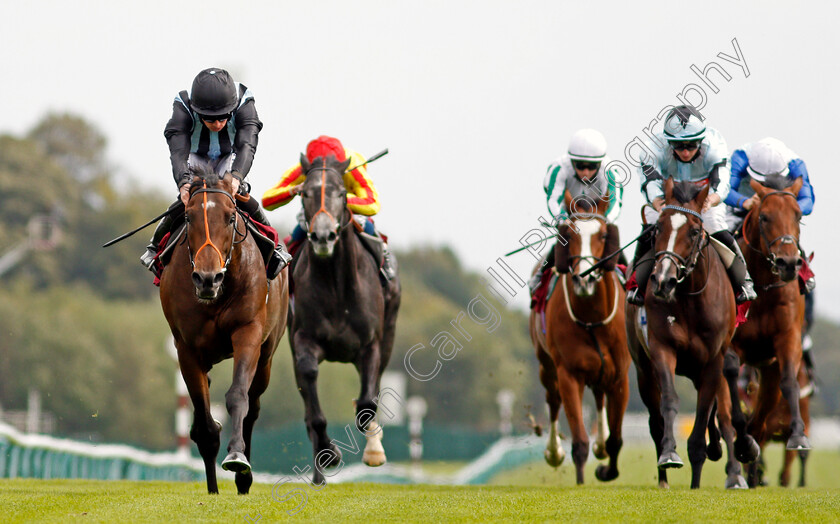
[529,193,630,484]
[159,167,288,494]
[625,178,748,489]
[722,176,810,474]
[289,153,401,485]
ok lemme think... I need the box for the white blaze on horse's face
[653,212,688,300]
[571,219,601,296]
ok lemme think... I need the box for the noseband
[301,165,353,241]
[742,190,800,274]
[186,183,244,272]
[654,205,707,285]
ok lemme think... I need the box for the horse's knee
[225,389,248,412]
[687,437,707,465]
[307,413,327,434]
[606,435,623,457]
[722,350,740,380]
[571,441,589,466]
[296,356,319,382]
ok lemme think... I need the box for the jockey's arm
[163,100,193,188]
[261,164,305,211]
[344,151,380,215]
[724,149,751,210]
[230,99,263,180]
[543,160,567,221]
[789,158,815,215]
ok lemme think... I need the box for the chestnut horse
[723,175,810,473]
[289,154,401,485]
[626,178,748,489]
[530,193,630,485]
[160,167,288,494]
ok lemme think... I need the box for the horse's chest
[310,310,375,359]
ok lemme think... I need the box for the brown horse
[724,176,810,460]
[626,178,747,489]
[740,364,811,487]
[289,154,401,485]
[159,167,288,494]
[530,193,629,485]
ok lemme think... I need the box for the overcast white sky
[2,1,839,318]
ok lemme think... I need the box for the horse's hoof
[593,442,608,460]
[786,435,811,451]
[214,419,222,432]
[735,436,760,463]
[544,448,565,468]
[595,464,618,482]
[658,480,670,490]
[726,475,748,489]
[222,452,251,474]
[706,440,723,462]
[320,445,343,468]
[657,451,683,469]
[362,450,386,467]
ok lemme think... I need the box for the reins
[301,165,354,239]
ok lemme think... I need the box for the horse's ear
[554,225,571,273]
[602,224,620,271]
[789,176,803,196]
[696,181,710,208]
[339,157,353,173]
[300,152,311,174]
[663,177,674,202]
[563,191,574,214]
[749,177,768,197]
[596,191,610,215]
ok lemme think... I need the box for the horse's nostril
[327,231,337,242]
[192,272,203,288]
[213,272,224,286]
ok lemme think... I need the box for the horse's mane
[672,181,702,204]
[188,160,224,191]
[760,173,795,191]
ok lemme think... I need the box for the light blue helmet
[663,105,706,142]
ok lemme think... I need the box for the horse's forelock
[672,182,702,204]
[762,174,794,191]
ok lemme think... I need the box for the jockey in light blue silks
[626,104,757,306]
[725,137,817,382]
[528,129,624,296]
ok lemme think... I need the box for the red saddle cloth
[799,253,815,294]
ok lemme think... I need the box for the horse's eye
[229,214,236,224]
[759,214,768,223]
[689,228,700,238]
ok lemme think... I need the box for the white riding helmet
[746,138,790,180]
[567,129,607,162]
[663,105,706,142]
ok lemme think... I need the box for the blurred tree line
[1,113,838,453]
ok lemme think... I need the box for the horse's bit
[654,205,707,284]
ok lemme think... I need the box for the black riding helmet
[190,68,238,117]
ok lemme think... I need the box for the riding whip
[347,148,389,172]
[102,209,171,248]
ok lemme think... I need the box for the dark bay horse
[159,168,289,494]
[723,176,810,471]
[289,153,401,485]
[625,178,747,489]
[529,193,630,485]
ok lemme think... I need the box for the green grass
[3,446,840,523]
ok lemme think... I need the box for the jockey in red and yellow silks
[262,136,380,215]
[261,135,396,281]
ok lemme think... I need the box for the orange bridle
[188,181,237,271]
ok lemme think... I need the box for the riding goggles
[670,140,701,151]
[572,161,601,171]
[199,113,231,123]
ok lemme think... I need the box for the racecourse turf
[3,446,840,522]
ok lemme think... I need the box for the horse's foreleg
[556,367,588,485]
[650,348,682,470]
[723,348,759,463]
[221,328,263,477]
[356,342,386,467]
[591,391,609,460]
[233,356,273,495]
[777,347,810,450]
[634,358,669,488]
[750,365,782,450]
[686,357,721,489]
[537,348,564,467]
[595,374,629,483]
[292,341,332,486]
[716,380,748,489]
[179,354,220,494]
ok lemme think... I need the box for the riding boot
[239,195,292,279]
[528,247,555,296]
[381,243,398,281]
[801,333,818,392]
[712,230,757,304]
[626,224,656,306]
[140,200,182,270]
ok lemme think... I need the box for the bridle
[300,165,353,242]
[185,181,245,273]
[654,205,708,285]
[742,190,801,276]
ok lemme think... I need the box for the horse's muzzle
[192,270,225,299]
[308,229,338,257]
[772,255,801,282]
[651,271,678,302]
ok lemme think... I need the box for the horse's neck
[308,228,363,291]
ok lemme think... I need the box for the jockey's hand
[179,184,190,205]
[652,197,665,211]
[742,194,760,210]
[290,185,304,196]
[231,177,241,195]
[702,193,721,213]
